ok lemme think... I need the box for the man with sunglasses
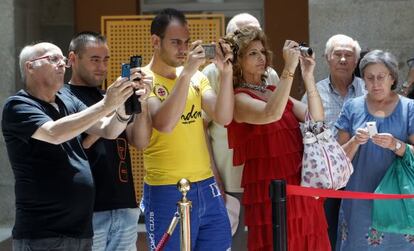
[65,31,152,251]
[2,42,138,251]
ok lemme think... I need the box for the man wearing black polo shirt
[2,42,138,251]
[65,32,152,251]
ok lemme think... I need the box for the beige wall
[0,0,15,230]
[310,0,414,86]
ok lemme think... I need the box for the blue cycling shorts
[143,177,231,251]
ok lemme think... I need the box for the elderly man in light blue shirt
[302,34,366,136]
[301,34,366,249]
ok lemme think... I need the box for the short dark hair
[68,31,107,55]
[150,8,187,38]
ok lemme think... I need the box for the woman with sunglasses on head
[225,26,330,251]
[335,50,414,251]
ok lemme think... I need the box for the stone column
[0,0,16,232]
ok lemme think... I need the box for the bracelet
[116,112,132,123]
[280,69,295,79]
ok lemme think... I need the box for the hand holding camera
[298,43,316,79]
[282,40,300,72]
[134,73,153,102]
[210,40,234,74]
[184,40,206,75]
[103,75,134,112]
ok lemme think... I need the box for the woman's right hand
[212,40,233,74]
[353,127,370,145]
[282,40,300,72]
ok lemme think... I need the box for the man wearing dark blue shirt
[2,42,136,251]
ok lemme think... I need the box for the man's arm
[126,75,153,149]
[82,134,100,149]
[202,72,234,126]
[202,42,234,126]
[203,118,225,200]
[126,101,152,150]
[32,77,133,145]
[149,72,192,133]
[85,72,149,139]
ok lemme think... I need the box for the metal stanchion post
[177,178,192,251]
[270,180,287,251]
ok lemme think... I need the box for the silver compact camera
[299,43,313,57]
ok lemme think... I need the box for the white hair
[19,45,37,82]
[324,34,362,61]
[18,42,58,81]
[226,13,261,34]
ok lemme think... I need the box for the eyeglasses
[29,55,68,66]
[365,73,391,83]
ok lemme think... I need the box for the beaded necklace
[237,82,267,93]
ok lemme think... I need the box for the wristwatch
[393,140,402,152]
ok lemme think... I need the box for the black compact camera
[299,43,313,57]
[130,56,142,72]
[123,55,142,115]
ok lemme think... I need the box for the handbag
[372,145,414,235]
[300,112,354,190]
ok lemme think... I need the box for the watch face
[396,141,402,151]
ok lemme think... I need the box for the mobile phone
[366,121,378,137]
[121,63,130,79]
[202,44,216,59]
[130,55,142,68]
[124,56,142,115]
[129,55,142,81]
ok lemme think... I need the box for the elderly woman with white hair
[335,50,414,250]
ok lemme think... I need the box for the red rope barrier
[154,213,180,251]
[155,233,170,251]
[287,185,414,199]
